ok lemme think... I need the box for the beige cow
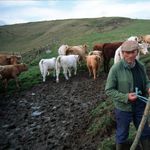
[66,44,88,61]
[85,55,101,80]
[138,35,150,44]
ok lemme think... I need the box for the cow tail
[89,51,93,55]
[56,56,61,71]
[39,59,44,75]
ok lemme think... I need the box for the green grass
[98,134,115,150]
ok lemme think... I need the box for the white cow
[39,57,56,82]
[58,44,69,55]
[55,55,79,83]
[114,42,149,64]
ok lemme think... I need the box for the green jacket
[105,59,150,112]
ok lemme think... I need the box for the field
[0,17,150,149]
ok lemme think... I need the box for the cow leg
[53,69,56,77]
[42,74,46,82]
[15,77,20,89]
[97,64,100,77]
[47,71,50,76]
[93,68,96,80]
[106,60,110,73]
[74,64,77,75]
[104,60,107,73]
[97,69,99,77]
[68,68,72,77]
[42,75,46,82]
[88,66,92,77]
[56,67,60,83]
[63,67,69,80]
[104,59,109,73]
[43,67,47,82]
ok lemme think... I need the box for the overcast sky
[0,0,150,25]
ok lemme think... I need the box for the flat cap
[121,41,139,51]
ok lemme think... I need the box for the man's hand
[128,92,137,102]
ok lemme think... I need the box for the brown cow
[102,42,123,73]
[93,43,105,51]
[86,55,101,80]
[0,54,22,65]
[0,63,28,91]
[66,44,88,61]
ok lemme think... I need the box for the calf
[39,57,56,82]
[0,64,28,91]
[0,54,21,65]
[55,55,79,83]
[86,55,101,80]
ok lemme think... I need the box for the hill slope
[0,17,150,53]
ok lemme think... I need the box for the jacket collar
[121,59,137,69]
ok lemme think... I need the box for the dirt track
[0,70,108,150]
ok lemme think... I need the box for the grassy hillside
[1,17,150,53]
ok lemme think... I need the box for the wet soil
[0,70,108,150]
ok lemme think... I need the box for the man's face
[122,49,138,64]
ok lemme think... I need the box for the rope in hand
[130,87,150,150]
[135,87,150,103]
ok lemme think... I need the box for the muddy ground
[0,70,110,150]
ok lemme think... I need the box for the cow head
[7,55,22,64]
[83,44,88,54]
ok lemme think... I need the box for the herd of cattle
[39,35,150,82]
[0,34,150,91]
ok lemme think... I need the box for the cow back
[66,45,88,60]
[93,43,104,51]
[0,54,21,65]
[102,42,123,59]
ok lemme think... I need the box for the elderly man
[105,41,150,150]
